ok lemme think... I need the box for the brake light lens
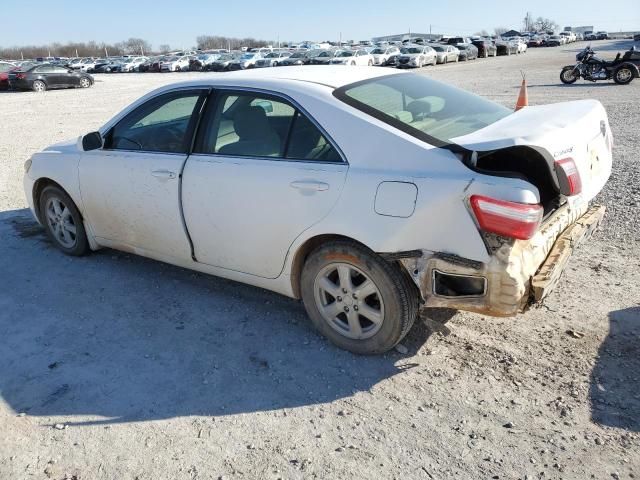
[470,195,543,240]
[555,157,582,196]
[16,73,26,79]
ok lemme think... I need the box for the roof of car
[200,66,403,89]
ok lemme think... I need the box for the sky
[2,0,638,49]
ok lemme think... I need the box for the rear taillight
[554,157,582,196]
[470,195,543,240]
[16,73,26,79]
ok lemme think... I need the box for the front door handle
[151,169,177,180]
[290,180,330,192]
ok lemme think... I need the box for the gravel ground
[1,40,639,480]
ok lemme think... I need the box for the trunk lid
[453,99,613,203]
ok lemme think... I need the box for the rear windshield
[334,73,510,146]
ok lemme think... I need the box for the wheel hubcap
[45,197,77,248]
[314,263,384,340]
[618,69,632,81]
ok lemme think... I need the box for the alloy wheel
[313,263,385,340]
[616,68,632,82]
[45,197,77,249]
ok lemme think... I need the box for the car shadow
[0,209,436,426]
[590,307,640,432]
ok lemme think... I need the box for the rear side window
[195,91,342,162]
[105,90,203,153]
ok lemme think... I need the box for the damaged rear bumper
[399,203,605,316]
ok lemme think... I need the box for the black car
[277,51,313,66]
[496,41,518,55]
[456,44,479,61]
[471,40,497,58]
[8,64,93,92]
[205,54,241,71]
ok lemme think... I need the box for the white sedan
[23,67,612,354]
[330,49,374,66]
[160,56,190,72]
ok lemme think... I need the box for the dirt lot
[1,40,639,480]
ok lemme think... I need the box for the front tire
[560,66,579,84]
[300,241,419,355]
[613,66,634,85]
[79,77,91,88]
[32,80,46,92]
[39,185,89,256]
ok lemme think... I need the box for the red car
[0,61,18,90]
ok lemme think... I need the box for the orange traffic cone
[515,71,528,111]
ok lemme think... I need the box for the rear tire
[79,77,91,88]
[39,185,89,256]
[300,240,419,355]
[32,80,46,92]
[613,66,634,85]
[560,66,579,84]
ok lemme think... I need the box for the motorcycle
[560,45,640,85]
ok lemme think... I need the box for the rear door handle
[290,180,329,192]
[151,169,177,180]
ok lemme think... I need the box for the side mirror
[82,131,103,151]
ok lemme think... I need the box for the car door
[51,66,77,87]
[182,89,348,279]
[78,88,207,260]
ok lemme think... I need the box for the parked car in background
[309,49,338,65]
[430,44,459,64]
[370,46,400,66]
[0,61,17,90]
[8,64,93,91]
[255,51,292,68]
[228,52,264,70]
[396,45,437,68]
[120,56,148,72]
[160,56,190,72]
[527,37,543,47]
[206,53,241,71]
[546,36,563,47]
[87,59,111,73]
[447,37,472,45]
[189,53,220,71]
[496,40,518,55]
[471,40,497,58]
[330,49,374,66]
[276,50,310,66]
[455,44,479,61]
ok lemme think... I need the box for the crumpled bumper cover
[399,203,605,317]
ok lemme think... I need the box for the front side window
[196,91,341,162]
[105,90,203,153]
[334,73,510,146]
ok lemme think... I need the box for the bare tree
[494,27,509,36]
[474,29,489,37]
[158,44,172,54]
[533,17,558,33]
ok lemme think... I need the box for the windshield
[338,51,354,57]
[265,52,279,58]
[431,46,444,52]
[335,73,511,145]
[371,48,385,54]
[290,52,305,58]
[241,53,255,59]
[401,47,423,54]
